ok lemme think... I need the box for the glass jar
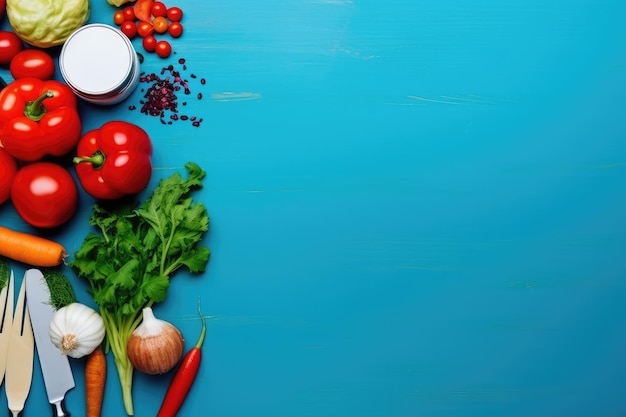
[60,24,140,105]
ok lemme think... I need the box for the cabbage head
[6,0,90,48]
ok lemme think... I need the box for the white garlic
[48,302,106,359]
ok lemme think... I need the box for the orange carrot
[85,345,107,417]
[0,225,67,266]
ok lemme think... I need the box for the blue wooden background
[1,0,626,416]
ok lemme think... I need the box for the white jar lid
[60,24,136,96]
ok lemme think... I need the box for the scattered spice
[129,58,206,127]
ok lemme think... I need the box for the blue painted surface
[1,0,626,416]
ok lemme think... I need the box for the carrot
[156,302,206,417]
[85,345,107,417]
[0,225,67,266]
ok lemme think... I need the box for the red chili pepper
[157,302,206,417]
[0,77,81,162]
[73,120,153,200]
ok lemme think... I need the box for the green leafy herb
[0,259,8,291]
[43,269,77,309]
[69,162,211,416]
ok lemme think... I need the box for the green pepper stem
[194,298,206,349]
[73,150,106,169]
[24,90,54,121]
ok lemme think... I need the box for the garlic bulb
[127,307,184,375]
[48,302,106,359]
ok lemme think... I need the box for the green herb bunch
[70,162,211,416]
[0,259,9,290]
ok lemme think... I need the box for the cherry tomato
[136,21,154,38]
[155,40,172,58]
[11,162,78,228]
[142,35,157,53]
[123,6,136,21]
[9,49,56,80]
[113,11,125,25]
[0,148,18,205]
[0,31,24,65]
[152,16,168,34]
[166,6,183,22]
[151,1,167,17]
[168,22,183,38]
[120,21,137,39]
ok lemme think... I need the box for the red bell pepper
[73,120,153,200]
[0,77,82,162]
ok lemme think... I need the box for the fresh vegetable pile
[70,162,210,415]
[0,0,212,416]
[114,0,184,58]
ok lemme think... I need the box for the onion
[127,307,185,375]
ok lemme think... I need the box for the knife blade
[5,276,34,417]
[25,268,74,417]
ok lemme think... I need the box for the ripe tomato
[166,6,183,22]
[0,148,18,205]
[168,22,183,38]
[152,16,168,34]
[120,21,137,39]
[155,40,172,58]
[123,6,135,21]
[11,162,78,228]
[9,49,55,80]
[151,1,167,17]
[142,35,157,53]
[136,21,154,38]
[113,11,125,25]
[0,31,24,65]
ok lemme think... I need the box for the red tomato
[151,1,167,17]
[0,31,24,65]
[142,35,157,53]
[168,22,183,38]
[113,11,125,25]
[155,40,172,58]
[11,162,78,228]
[0,148,18,205]
[9,49,55,80]
[120,21,137,39]
[123,6,136,21]
[136,21,154,38]
[166,6,183,22]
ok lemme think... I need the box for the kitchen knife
[25,268,74,417]
[5,276,34,417]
